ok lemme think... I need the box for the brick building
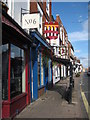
[30,0,52,35]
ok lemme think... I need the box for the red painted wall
[2,93,27,118]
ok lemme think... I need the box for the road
[80,72,90,105]
[80,72,90,119]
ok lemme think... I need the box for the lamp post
[68,62,73,104]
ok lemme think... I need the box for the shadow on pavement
[48,83,70,102]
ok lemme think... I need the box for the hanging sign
[22,13,39,29]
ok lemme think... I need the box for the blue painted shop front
[30,31,53,101]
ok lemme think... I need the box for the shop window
[10,44,25,99]
[2,44,9,100]
[38,51,40,87]
[41,54,44,85]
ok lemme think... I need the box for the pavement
[15,73,89,119]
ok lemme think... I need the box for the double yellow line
[80,85,90,119]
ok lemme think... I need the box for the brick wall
[30,0,37,13]
[30,0,52,36]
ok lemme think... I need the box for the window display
[2,44,9,100]
[10,44,25,98]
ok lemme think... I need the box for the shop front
[2,10,32,118]
[30,30,53,101]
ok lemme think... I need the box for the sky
[52,2,88,68]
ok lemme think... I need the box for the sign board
[22,13,39,29]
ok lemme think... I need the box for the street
[1,1,88,119]
[80,72,90,119]
[80,72,90,105]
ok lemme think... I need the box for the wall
[7,0,30,27]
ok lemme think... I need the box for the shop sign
[22,13,39,29]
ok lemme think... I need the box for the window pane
[38,51,40,87]
[10,44,24,99]
[41,54,44,85]
[2,44,9,100]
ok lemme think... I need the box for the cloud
[79,15,82,18]
[75,49,80,53]
[79,57,88,68]
[79,56,90,68]
[68,20,88,42]
[78,57,87,60]
[77,56,88,68]
[81,58,88,68]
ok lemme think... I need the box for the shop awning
[30,30,52,50]
[2,10,32,45]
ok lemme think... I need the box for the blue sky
[52,2,88,68]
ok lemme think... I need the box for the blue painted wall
[39,52,41,87]
[32,48,38,100]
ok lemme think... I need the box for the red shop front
[2,10,32,119]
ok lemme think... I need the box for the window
[2,44,9,100]
[10,44,25,98]
[38,51,40,87]
[53,43,56,46]
[41,54,44,85]
[49,33,51,36]
[56,27,58,31]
